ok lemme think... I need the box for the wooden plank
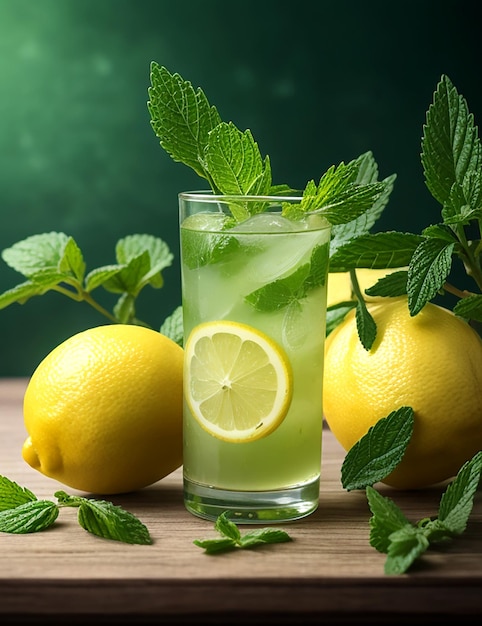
[1,378,482,623]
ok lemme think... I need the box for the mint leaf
[282,158,388,226]
[422,74,482,211]
[341,407,414,490]
[306,243,330,288]
[407,237,455,315]
[116,234,173,289]
[214,512,242,541]
[160,305,184,346]
[180,228,240,269]
[239,528,293,548]
[245,242,329,313]
[364,270,408,298]
[193,537,237,553]
[205,122,272,203]
[103,234,173,295]
[325,301,356,335]
[330,173,396,254]
[194,512,293,554]
[355,299,377,350]
[384,525,430,575]
[148,63,222,185]
[328,232,423,272]
[437,451,482,534]
[0,280,53,310]
[55,491,152,545]
[1,232,71,276]
[84,265,125,292]
[0,500,59,534]
[0,475,37,511]
[453,294,482,322]
[366,485,411,553]
[245,264,309,312]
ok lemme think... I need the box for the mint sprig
[331,74,482,347]
[366,451,482,575]
[0,232,179,339]
[0,476,152,545]
[148,64,392,226]
[339,408,482,574]
[193,511,292,554]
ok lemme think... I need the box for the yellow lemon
[22,324,184,494]
[184,320,292,443]
[323,296,482,489]
[327,268,404,307]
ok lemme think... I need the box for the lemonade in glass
[180,191,331,523]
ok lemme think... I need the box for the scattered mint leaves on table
[193,511,292,554]
[367,451,482,575]
[0,476,152,545]
[339,409,482,575]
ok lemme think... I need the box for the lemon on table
[22,324,184,494]
[323,296,482,489]
[184,320,293,443]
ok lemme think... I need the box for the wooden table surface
[1,377,482,624]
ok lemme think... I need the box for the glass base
[183,476,320,524]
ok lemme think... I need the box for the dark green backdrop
[1,0,480,376]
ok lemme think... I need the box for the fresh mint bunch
[0,232,180,340]
[329,75,482,348]
[148,63,392,227]
[193,511,292,554]
[0,475,152,544]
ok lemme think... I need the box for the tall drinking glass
[179,192,331,523]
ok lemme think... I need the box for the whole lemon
[323,296,482,489]
[22,324,184,494]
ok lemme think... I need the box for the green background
[0,0,480,376]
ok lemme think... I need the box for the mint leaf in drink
[341,407,414,490]
[0,500,59,534]
[245,242,330,313]
[245,264,310,312]
[148,63,222,187]
[55,491,152,545]
[180,227,240,270]
[194,512,293,554]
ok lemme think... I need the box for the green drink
[180,192,331,523]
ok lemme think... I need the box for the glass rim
[178,190,304,203]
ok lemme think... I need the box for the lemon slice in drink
[184,321,293,443]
